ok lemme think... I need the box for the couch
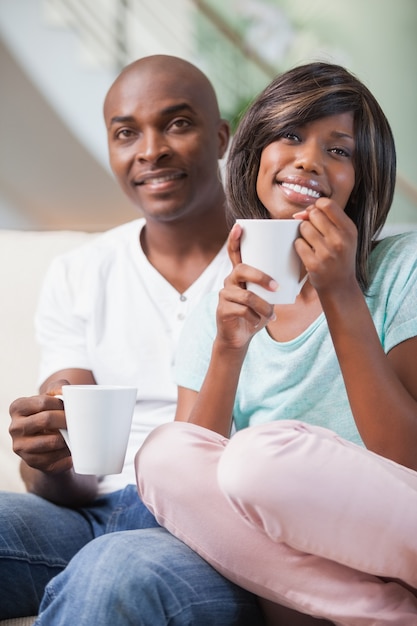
[0,229,97,625]
[2,227,381,626]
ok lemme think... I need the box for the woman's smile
[256,112,355,218]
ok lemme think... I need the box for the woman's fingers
[295,200,358,289]
[227,223,243,268]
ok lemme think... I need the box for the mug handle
[296,273,309,295]
[54,394,70,449]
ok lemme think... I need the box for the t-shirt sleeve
[174,291,218,392]
[371,233,417,354]
[35,252,92,386]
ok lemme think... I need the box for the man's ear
[217,119,231,159]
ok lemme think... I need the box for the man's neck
[140,205,229,293]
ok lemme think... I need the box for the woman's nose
[294,140,323,174]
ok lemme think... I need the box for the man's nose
[136,130,172,163]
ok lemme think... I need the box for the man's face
[104,67,228,223]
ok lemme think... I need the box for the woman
[136,62,417,625]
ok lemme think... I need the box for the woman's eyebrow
[331,130,354,141]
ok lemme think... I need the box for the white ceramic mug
[57,385,137,475]
[236,218,308,304]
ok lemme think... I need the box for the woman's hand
[216,223,276,351]
[294,197,358,296]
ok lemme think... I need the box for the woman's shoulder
[369,230,417,294]
[371,230,417,266]
[373,228,417,248]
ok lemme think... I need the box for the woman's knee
[136,421,226,499]
[217,421,318,505]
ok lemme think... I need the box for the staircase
[0,0,274,229]
[0,0,416,231]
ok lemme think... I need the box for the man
[3,55,264,625]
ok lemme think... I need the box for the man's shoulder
[42,219,144,289]
[85,218,143,251]
[56,219,143,264]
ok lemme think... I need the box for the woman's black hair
[226,62,396,290]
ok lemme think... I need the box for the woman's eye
[330,147,351,158]
[282,131,300,141]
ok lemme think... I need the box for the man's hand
[9,379,72,475]
[9,371,99,505]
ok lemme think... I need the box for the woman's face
[256,112,356,218]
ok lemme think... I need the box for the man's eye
[116,128,134,139]
[170,119,191,130]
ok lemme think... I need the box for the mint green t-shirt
[175,233,417,447]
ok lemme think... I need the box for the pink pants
[136,420,417,625]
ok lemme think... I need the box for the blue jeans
[0,486,264,625]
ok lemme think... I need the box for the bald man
[3,56,264,625]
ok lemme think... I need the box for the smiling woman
[136,62,417,625]
[226,62,396,292]
[255,113,355,216]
